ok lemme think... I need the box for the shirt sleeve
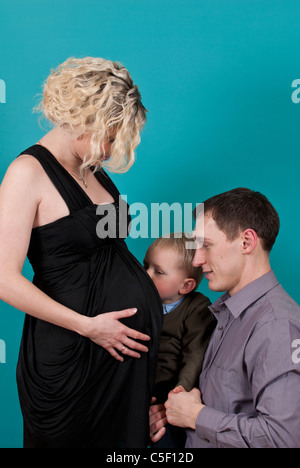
[195,318,300,448]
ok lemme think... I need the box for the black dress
[16,145,163,448]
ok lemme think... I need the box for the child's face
[143,246,188,304]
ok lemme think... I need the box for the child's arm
[177,296,215,390]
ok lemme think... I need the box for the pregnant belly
[32,243,162,367]
[85,244,162,334]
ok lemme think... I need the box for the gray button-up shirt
[185,271,300,448]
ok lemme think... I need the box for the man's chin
[207,280,225,293]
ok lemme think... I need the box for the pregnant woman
[0,57,162,448]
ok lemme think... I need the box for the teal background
[0,0,299,447]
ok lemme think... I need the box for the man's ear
[179,278,196,295]
[241,228,258,254]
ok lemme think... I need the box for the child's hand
[149,397,167,443]
[169,385,186,395]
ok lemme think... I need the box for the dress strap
[19,144,93,212]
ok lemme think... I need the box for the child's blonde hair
[145,233,203,289]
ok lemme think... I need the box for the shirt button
[218,326,223,330]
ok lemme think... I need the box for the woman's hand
[84,308,150,361]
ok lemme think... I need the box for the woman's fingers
[107,346,125,362]
[88,308,151,361]
[107,344,141,362]
[119,347,141,359]
[111,308,151,342]
[126,326,150,342]
[111,308,138,320]
[121,337,149,353]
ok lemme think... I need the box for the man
[150,187,300,448]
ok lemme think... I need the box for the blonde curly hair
[35,57,147,173]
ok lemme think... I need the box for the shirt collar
[209,270,279,319]
[163,296,185,314]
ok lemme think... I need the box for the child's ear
[179,278,196,295]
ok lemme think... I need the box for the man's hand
[149,397,167,443]
[165,386,204,429]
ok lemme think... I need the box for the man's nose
[193,248,205,267]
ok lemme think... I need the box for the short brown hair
[145,233,203,289]
[195,188,280,252]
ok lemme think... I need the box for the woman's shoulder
[1,153,46,202]
[0,153,44,221]
[11,152,42,169]
[5,153,44,182]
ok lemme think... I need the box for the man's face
[193,213,245,296]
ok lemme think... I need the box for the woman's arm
[0,157,149,362]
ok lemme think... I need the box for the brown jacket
[154,291,216,402]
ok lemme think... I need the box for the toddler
[144,233,216,447]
